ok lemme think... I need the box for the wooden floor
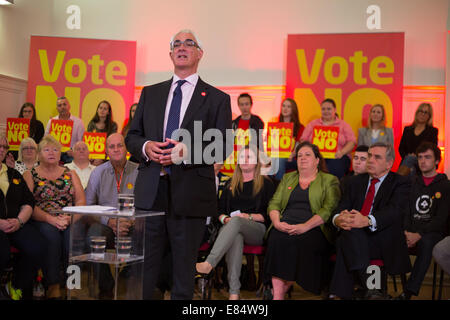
[188,257,450,301]
[189,280,450,300]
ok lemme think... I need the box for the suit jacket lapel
[358,173,370,209]
[180,78,208,129]
[372,171,394,209]
[155,79,172,141]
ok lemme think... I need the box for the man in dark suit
[329,142,412,299]
[125,29,232,299]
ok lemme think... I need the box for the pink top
[301,117,357,156]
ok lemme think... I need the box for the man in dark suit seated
[396,142,449,300]
[329,142,412,299]
[125,29,232,300]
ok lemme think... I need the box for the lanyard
[115,168,124,193]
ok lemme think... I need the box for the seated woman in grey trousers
[433,236,450,275]
[196,145,276,300]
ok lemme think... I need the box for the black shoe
[364,289,386,300]
[395,291,412,300]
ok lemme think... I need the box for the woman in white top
[357,104,394,147]
[6,137,39,175]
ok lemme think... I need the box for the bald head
[106,133,124,146]
[106,133,127,164]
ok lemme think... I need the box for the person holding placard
[357,104,394,147]
[271,98,305,181]
[18,102,45,145]
[300,98,356,179]
[45,97,85,164]
[232,93,264,150]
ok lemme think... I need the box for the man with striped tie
[125,29,232,300]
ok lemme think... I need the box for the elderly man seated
[65,141,96,189]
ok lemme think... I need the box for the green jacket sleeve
[314,174,341,223]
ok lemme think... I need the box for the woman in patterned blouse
[23,135,85,299]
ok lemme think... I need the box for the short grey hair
[370,142,395,162]
[170,29,203,50]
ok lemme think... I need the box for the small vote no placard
[83,132,107,159]
[6,118,30,151]
[312,125,340,159]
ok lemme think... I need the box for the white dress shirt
[142,74,199,161]
[332,172,389,232]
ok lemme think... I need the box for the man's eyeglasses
[0,145,10,150]
[171,39,200,50]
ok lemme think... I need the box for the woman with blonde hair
[398,103,438,175]
[196,145,275,300]
[14,138,39,174]
[23,135,85,299]
[357,104,394,147]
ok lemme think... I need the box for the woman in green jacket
[264,141,341,299]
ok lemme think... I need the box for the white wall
[0,0,447,86]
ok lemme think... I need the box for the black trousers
[142,177,206,300]
[405,232,443,296]
[329,228,384,299]
[0,224,47,299]
[0,230,10,272]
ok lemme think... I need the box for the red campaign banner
[6,118,30,151]
[48,119,73,152]
[83,132,107,160]
[27,36,136,134]
[312,126,340,159]
[286,33,404,168]
[267,122,294,158]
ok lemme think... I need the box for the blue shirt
[85,160,138,224]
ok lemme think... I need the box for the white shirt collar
[172,73,199,87]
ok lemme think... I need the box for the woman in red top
[274,98,304,181]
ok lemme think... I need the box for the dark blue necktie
[164,79,186,174]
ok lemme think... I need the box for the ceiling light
[0,0,14,5]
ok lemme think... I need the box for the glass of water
[90,236,106,259]
[115,236,132,257]
[118,193,134,214]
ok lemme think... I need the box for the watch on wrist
[367,217,372,227]
[16,217,24,228]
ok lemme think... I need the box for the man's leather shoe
[395,291,412,300]
[364,289,386,300]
